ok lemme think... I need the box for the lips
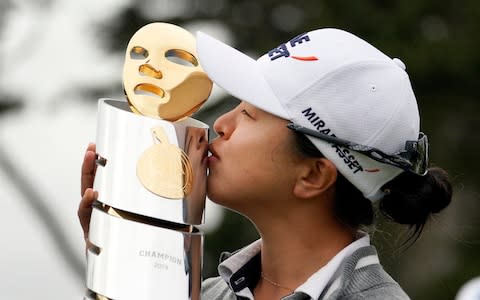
[207,144,220,165]
[134,83,165,99]
[209,144,219,158]
[200,144,209,165]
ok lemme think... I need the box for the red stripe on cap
[291,56,318,61]
[365,168,380,173]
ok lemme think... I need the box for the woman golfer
[79,28,452,299]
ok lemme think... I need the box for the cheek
[207,148,293,204]
[206,124,298,203]
[205,154,264,208]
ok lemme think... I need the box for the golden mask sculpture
[123,22,213,121]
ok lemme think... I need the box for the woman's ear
[293,158,337,199]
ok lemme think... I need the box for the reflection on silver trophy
[84,23,213,300]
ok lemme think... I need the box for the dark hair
[293,132,452,243]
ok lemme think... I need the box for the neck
[249,200,355,294]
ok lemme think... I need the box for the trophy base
[87,205,203,300]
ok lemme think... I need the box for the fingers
[78,188,98,240]
[81,143,97,196]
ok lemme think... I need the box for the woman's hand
[78,143,98,244]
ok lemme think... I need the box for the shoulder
[338,264,410,300]
[324,245,410,300]
[201,276,237,300]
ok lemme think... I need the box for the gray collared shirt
[201,242,410,300]
[217,236,370,299]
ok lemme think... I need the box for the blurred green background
[1,0,479,299]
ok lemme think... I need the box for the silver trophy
[85,23,213,300]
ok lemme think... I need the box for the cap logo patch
[301,107,380,174]
[268,33,318,61]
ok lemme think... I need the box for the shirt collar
[295,234,370,299]
[218,239,262,293]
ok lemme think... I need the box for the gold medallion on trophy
[137,126,193,199]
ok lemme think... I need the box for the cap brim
[196,31,290,120]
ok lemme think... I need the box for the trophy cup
[84,23,213,300]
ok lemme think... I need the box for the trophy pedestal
[86,206,202,300]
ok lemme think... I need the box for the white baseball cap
[197,28,425,201]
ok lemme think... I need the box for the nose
[186,127,208,149]
[139,64,163,79]
[213,109,235,139]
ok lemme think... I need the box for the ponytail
[379,167,453,243]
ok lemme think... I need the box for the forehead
[127,23,197,52]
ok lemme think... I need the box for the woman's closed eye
[240,109,253,118]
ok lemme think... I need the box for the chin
[206,178,251,212]
[207,187,237,210]
[206,188,227,206]
[206,181,222,204]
